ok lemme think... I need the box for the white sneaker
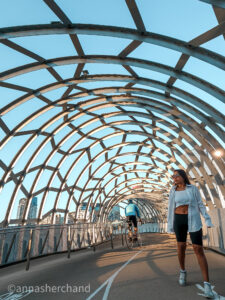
[179,270,187,286]
[204,282,214,299]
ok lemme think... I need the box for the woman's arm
[195,186,213,227]
[167,189,174,232]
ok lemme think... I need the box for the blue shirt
[125,203,140,218]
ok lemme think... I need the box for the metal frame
[0,0,224,227]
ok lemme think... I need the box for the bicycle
[125,218,143,249]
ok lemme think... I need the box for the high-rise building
[92,203,101,222]
[67,212,75,224]
[39,215,52,225]
[67,203,100,224]
[17,198,27,219]
[55,213,64,224]
[77,203,91,221]
[16,197,38,223]
[28,197,38,219]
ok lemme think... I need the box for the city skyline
[16,197,38,223]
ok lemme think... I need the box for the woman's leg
[190,229,210,282]
[193,244,214,298]
[174,214,188,270]
[177,242,187,270]
[174,214,188,285]
[192,244,209,282]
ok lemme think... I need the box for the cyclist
[125,199,141,241]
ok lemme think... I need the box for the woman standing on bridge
[167,169,214,299]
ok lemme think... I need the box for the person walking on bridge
[125,199,141,241]
[167,169,214,299]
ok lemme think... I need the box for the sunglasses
[172,174,180,179]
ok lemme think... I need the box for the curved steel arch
[48,110,221,223]
[105,196,160,224]
[1,102,223,223]
[102,190,163,223]
[98,180,168,220]
[1,75,224,126]
[0,2,224,227]
[102,193,161,223]
[43,103,223,209]
[1,23,224,70]
[1,94,223,225]
[1,89,223,158]
[0,56,224,102]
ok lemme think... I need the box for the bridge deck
[0,233,224,300]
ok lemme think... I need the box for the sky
[0,0,224,223]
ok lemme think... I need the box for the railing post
[110,225,113,249]
[40,229,49,255]
[121,225,124,246]
[211,227,215,247]
[26,229,33,271]
[218,225,224,249]
[55,228,64,252]
[4,233,17,264]
[206,227,210,247]
[93,224,96,252]
[67,226,71,259]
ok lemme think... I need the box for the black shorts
[127,215,137,228]
[174,214,203,246]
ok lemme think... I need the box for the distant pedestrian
[125,199,141,241]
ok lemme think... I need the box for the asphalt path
[0,233,224,300]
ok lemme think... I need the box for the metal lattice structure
[0,0,224,227]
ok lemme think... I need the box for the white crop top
[175,189,189,208]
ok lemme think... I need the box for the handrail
[0,222,112,269]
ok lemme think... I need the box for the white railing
[113,222,167,235]
[1,218,223,269]
[0,223,111,268]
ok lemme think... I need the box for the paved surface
[0,233,224,300]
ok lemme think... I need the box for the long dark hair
[174,169,191,185]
